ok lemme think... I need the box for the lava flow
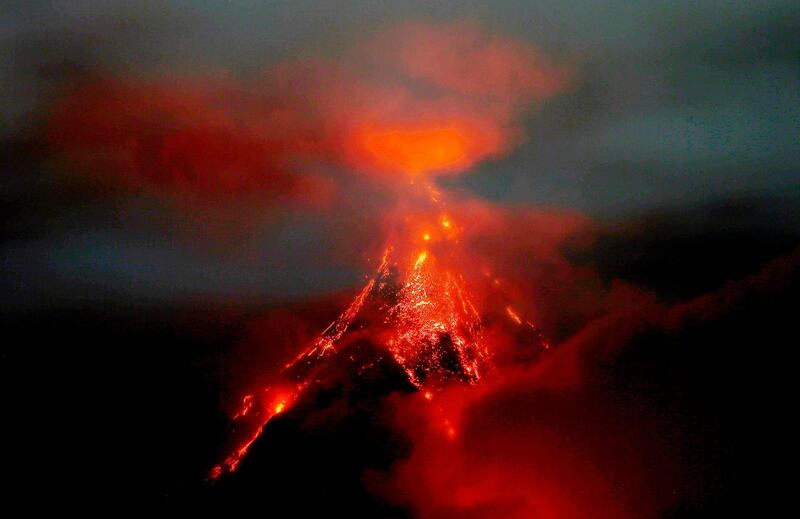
[209,180,550,481]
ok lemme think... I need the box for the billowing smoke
[46,21,567,199]
[371,246,800,519]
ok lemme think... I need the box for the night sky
[2,2,799,516]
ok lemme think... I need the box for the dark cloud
[570,195,800,301]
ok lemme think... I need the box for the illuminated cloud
[46,21,568,195]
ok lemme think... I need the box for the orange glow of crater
[347,121,502,177]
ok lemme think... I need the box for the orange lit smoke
[347,120,504,177]
[46,76,326,200]
[47,21,567,194]
[339,21,567,179]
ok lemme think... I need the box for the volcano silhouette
[202,190,551,515]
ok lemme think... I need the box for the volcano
[208,183,551,486]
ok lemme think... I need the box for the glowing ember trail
[289,248,393,366]
[211,386,302,477]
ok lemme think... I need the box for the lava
[211,384,305,477]
[386,247,485,387]
[209,182,549,481]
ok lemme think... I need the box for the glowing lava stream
[209,182,542,481]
